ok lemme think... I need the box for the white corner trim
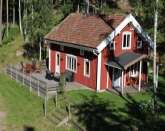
[106,67,109,89]
[96,14,153,53]
[48,44,51,71]
[96,52,102,92]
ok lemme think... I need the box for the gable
[96,14,153,53]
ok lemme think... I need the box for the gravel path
[0,111,6,131]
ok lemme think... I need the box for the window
[60,45,64,51]
[66,55,77,72]
[129,63,139,77]
[122,32,131,49]
[84,59,90,77]
[110,41,115,50]
[137,40,142,48]
[80,49,84,56]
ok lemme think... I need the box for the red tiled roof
[45,13,125,48]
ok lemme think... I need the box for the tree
[0,0,2,45]
[12,0,15,25]
[24,0,55,43]
[6,0,9,37]
[19,0,23,35]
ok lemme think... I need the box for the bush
[2,25,19,45]
[59,73,66,95]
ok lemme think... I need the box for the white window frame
[80,49,84,56]
[66,54,77,73]
[84,59,90,77]
[137,40,142,49]
[129,63,139,77]
[122,32,131,50]
[110,41,115,50]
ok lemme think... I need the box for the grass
[0,74,78,131]
[1,72,162,130]
[0,26,25,69]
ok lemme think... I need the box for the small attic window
[60,45,64,51]
[110,41,115,50]
[80,49,84,56]
[137,37,142,48]
[137,40,142,48]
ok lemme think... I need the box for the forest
[0,1,165,130]
[0,0,165,71]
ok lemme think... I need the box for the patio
[6,62,91,98]
[107,85,149,95]
[6,64,59,98]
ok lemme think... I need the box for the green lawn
[0,73,164,131]
[0,26,25,69]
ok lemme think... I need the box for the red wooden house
[44,13,153,93]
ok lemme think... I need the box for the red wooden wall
[100,24,149,90]
[49,44,97,90]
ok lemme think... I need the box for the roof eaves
[45,38,96,52]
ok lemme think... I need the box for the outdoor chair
[45,70,54,80]
[54,73,60,81]
[20,61,25,72]
[25,64,33,74]
[64,70,74,82]
[31,59,36,71]
[35,62,42,73]
[126,77,131,86]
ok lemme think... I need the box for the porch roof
[106,52,147,70]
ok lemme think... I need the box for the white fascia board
[96,14,154,53]
[96,52,102,92]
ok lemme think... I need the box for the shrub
[59,73,66,95]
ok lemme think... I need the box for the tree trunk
[19,0,23,35]
[153,0,158,92]
[24,0,28,42]
[85,0,89,14]
[6,0,9,37]
[39,39,42,61]
[13,0,15,25]
[0,0,2,45]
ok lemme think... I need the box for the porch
[106,52,148,95]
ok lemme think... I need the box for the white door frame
[55,52,60,74]
[112,68,121,88]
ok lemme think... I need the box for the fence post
[55,91,57,107]
[44,85,48,117]
[30,73,32,92]
[38,80,40,96]
[22,68,24,85]
[10,65,13,79]
[15,67,18,82]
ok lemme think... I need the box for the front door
[55,52,60,74]
[112,68,121,88]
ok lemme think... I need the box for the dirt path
[0,111,6,131]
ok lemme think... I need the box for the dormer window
[122,32,131,49]
[137,39,142,48]
[110,41,115,50]
[60,45,64,51]
[80,49,84,56]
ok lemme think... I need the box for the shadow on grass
[72,92,165,131]
[24,126,35,131]
[72,94,129,131]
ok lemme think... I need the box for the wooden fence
[6,65,58,98]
